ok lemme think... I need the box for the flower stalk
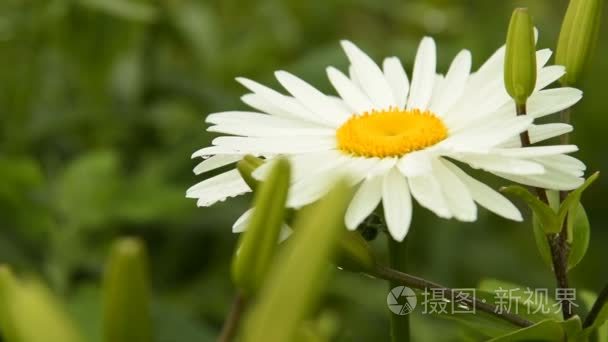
[583,282,608,328]
[387,239,410,342]
[504,7,575,320]
[370,264,534,328]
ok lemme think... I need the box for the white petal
[526,88,583,118]
[344,157,386,185]
[536,49,553,69]
[529,124,573,144]
[443,116,534,150]
[252,151,341,182]
[397,151,433,177]
[191,145,241,158]
[341,40,395,108]
[326,66,375,114]
[430,49,471,115]
[407,37,436,110]
[442,160,522,221]
[345,176,383,230]
[232,208,253,233]
[206,111,333,136]
[408,173,451,219]
[491,145,578,158]
[499,123,574,148]
[433,159,477,221]
[494,171,583,191]
[382,168,412,241]
[186,169,251,207]
[535,66,566,91]
[383,57,409,109]
[208,124,334,137]
[466,45,505,93]
[193,155,242,175]
[241,93,293,118]
[533,154,586,177]
[287,159,347,208]
[275,70,350,126]
[367,157,398,178]
[211,136,335,154]
[205,110,326,128]
[236,77,329,126]
[233,208,292,242]
[449,153,546,175]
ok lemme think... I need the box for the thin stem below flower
[517,103,573,319]
[218,292,247,342]
[387,239,410,342]
[370,264,534,328]
[583,282,608,329]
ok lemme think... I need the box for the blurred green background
[0,0,606,340]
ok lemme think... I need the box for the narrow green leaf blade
[501,185,559,233]
[241,179,353,342]
[557,172,599,228]
[488,319,563,342]
[231,157,291,296]
[567,204,590,271]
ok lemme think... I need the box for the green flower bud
[504,8,537,106]
[232,158,291,296]
[556,0,604,86]
[0,270,83,342]
[237,155,265,190]
[0,266,19,342]
[241,179,353,342]
[336,231,376,273]
[103,238,151,342]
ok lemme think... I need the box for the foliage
[0,0,607,341]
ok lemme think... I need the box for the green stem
[519,104,572,319]
[371,264,534,328]
[583,282,608,329]
[388,238,410,342]
[218,292,247,342]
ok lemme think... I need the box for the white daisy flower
[187,37,586,242]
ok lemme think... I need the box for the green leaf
[488,319,563,341]
[424,278,559,339]
[580,290,608,338]
[489,316,583,342]
[335,231,376,273]
[532,213,554,269]
[567,204,590,270]
[240,179,353,342]
[557,172,599,230]
[102,238,151,342]
[78,0,158,22]
[501,185,559,233]
[478,279,560,322]
[231,157,291,296]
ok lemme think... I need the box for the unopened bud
[504,8,537,105]
[103,238,151,342]
[556,0,604,85]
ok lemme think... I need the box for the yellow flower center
[336,108,448,158]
